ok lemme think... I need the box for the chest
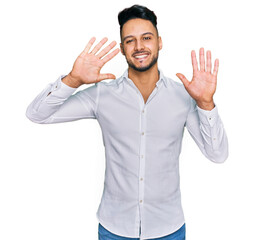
[96,86,190,139]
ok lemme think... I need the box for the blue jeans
[98,223,185,240]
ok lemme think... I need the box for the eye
[143,36,151,40]
[126,39,134,44]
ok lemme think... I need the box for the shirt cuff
[49,75,77,98]
[197,105,219,127]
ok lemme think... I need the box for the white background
[0,0,253,239]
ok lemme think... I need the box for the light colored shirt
[26,69,228,240]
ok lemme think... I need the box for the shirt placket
[139,87,160,240]
[138,98,146,239]
[125,78,161,239]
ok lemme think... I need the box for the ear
[120,43,125,55]
[158,36,162,50]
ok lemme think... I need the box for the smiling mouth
[135,55,148,59]
[133,53,150,61]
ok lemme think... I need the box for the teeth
[134,55,148,59]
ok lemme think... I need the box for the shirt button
[140,200,143,203]
[141,132,145,135]
[140,178,143,181]
[213,138,216,141]
[209,117,212,120]
[142,110,145,113]
[141,155,144,158]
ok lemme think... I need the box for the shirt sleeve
[26,75,100,124]
[185,98,229,163]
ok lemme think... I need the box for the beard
[125,51,159,72]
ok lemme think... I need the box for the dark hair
[118,5,158,39]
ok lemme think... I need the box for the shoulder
[166,76,189,97]
[162,75,192,110]
[76,76,119,95]
[99,76,122,88]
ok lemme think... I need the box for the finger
[101,48,120,65]
[213,58,219,76]
[79,37,96,57]
[191,50,199,72]
[90,37,108,55]
[206,50,212,73]
[176,73,190,89]
[199,47,205,71]
[97,41,117,59]
[97,73,116,81]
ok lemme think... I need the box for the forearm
[197,106,228,163]
[186,102,229,163]
[26,75,77,123]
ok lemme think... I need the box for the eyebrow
[123,32,154,42]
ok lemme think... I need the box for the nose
[134,39,144,51]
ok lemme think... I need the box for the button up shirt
[26,69,228,240]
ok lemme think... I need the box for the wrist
[196,100,215,111]
[62,73,83,88]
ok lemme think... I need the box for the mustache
[132,51,150,57]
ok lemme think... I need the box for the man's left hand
[176,48,219,111]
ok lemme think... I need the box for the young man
[26,5,228,240]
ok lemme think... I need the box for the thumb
[176,73,190,89]
[97,73,116,81]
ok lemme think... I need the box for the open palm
[69,37,120,85]
[176,48,219,110]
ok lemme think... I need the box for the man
[26,4,228,240]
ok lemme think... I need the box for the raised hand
[176,48,219,110]
[63,37,120,88]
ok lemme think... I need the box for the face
[120,18,162,72]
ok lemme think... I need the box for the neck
[128,64,159,87]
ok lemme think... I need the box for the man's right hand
[62,37,120,88]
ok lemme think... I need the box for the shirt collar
[121,69,168,88]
